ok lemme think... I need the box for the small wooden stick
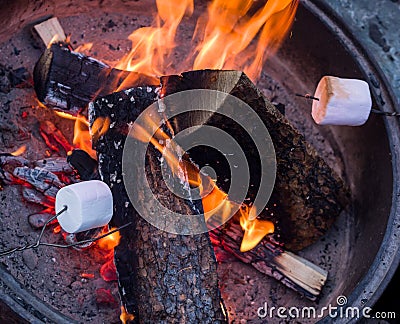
[34,17,66,47]
[210,220,328,301]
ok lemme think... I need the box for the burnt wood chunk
[34,157,74,174]
[33,43,158,115]
[161,70,350,251]
[67,149,99,180]
[89,87,226,323]
[13,167,63,197]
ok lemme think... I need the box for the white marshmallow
[56,180,113,233]
[311,76,372,126]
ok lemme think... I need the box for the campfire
[1,0,398,323]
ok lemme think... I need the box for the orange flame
[239,206,274,252]
[193,0,298,80]
[74,42,93,53]
[10,145,26,156]
[72,115,98,160]
[97,227,121,250]
[116,0,298,82]
[120,306,135,324]
[56,0,298,170]
[115,0,194,90]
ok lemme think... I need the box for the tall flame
[59,0,297,252]
[115,0,194,89]
[117,0,298,82]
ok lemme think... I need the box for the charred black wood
[67,149,99,180]
[90,87,226,323]
[22,187,54,208]
[13,167,63,197]
[160,70,350,251]
[34,157,74,174]
[273,102,285,115]
[33,42,158,115]
[0,64,31,94]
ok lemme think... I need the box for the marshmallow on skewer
[311,76,372,126]
[56,180,113,233]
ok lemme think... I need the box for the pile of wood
[32,27,349,322]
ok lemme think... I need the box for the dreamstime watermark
[257,296,396,320]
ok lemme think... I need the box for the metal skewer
[0,205,132,257]
[296,93,400,117]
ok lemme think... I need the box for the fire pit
[0,0,399,323]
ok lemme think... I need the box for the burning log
[13,167,63,197]
[22,187,54,208]
[34,157,74,174]
[89,87,227,322]
[160,70,350,251]
[33,43,157,115]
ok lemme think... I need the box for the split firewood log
[160,70,350,251]
[33,43,158,115]
[89,86,227,323]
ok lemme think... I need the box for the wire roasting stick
[0,205,132,257]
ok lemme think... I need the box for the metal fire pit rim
[0,0,399,322]
[301,0,400,322]
[0,263,76,324]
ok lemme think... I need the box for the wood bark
[33,43,157,115]
[89,87,226,323]
[160,70,350,251]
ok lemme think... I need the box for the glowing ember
[100,258,118,282]
[53,225,61,234]
[10,145,26,156]
[96,288,118,306]
[81,272,95,279]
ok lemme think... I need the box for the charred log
[33,43,158,115]
[67,149,99,180]
[34,157,74,174]
[160,70,350,251]
[22,187,54,208]
[89,87,226,323]
[13,167,63,197]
